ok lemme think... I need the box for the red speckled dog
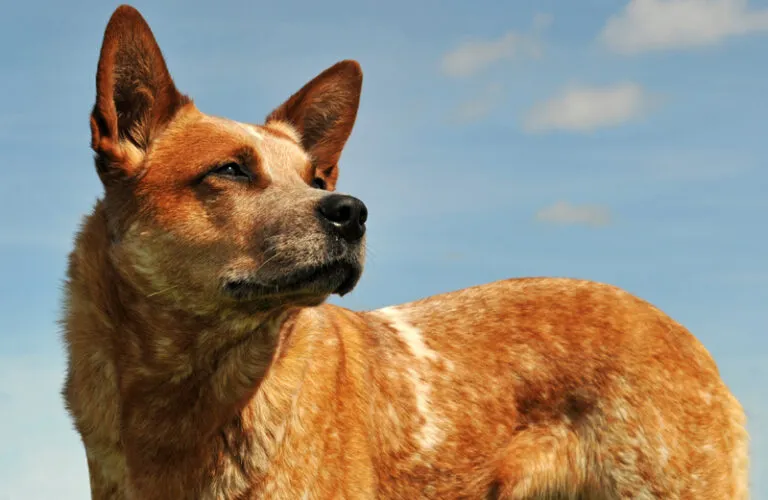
[62,5,749,499]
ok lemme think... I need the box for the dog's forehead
[197,115,311,177]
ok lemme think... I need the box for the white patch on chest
[375,306,448,451]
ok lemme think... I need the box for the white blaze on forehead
[201,115,260,138]
[233,122,274,175]
[236,122,264,141]
[200,115,312,181]
[375,306,448,451]
[201,116,265,144]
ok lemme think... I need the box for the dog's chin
[223,260,362,304]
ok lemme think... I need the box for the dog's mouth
[224,260,361,301]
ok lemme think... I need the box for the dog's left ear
[266,60,363,191]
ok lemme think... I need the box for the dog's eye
[210,162,249,180]
[311,177,327,190]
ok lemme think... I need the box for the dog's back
[357,278,749,498]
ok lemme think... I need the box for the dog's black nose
[317,194,368,242]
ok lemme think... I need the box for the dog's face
[90,7,365,311]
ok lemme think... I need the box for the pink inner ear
[265,60,363,183]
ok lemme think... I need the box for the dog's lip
[334,264,361,296]
[224,260,361,298]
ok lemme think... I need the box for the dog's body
[62,5,748,499]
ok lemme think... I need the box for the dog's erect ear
[90,5,189,182]
[266,60,363,191]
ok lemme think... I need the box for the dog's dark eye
[311,177,327,190]
[210,162,249,180]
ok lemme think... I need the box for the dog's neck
[66,202,306,457]
[80,205,285,370]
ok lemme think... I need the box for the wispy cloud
[440,14,550,78]
[600,0,768,54]
[440,33,540,78]
[535,201,613,227]
[451,82,504,123]
[523,82,656,133]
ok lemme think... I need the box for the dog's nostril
[337,205,352,224]
[317,194,368,242]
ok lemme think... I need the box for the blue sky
[0,0,766,497]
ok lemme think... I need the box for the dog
[62,5,749,499]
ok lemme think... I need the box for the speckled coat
[62,5,749,499]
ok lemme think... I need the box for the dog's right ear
[90,5,189,184]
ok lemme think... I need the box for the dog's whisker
[252,251,283,275]
[147,285,179,298]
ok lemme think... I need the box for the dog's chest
[203,415,265,499]
[202,358,365,498]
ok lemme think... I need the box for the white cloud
[535,201,613,227]
[441,33,540,77]
[600,0,768,54]
[523,83,655,133]
[451,82,504,123]
[440,14,550,78]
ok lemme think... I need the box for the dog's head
[90,6,366,312]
